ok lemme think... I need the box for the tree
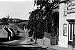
[28,9,45,39]
[34,0,59,36]
[2,17,8,23]
[1,17,9,25]
[28,0,59,42]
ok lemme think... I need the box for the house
[0,17,29,29]
[0,17,29,37]
[59,0,75,48]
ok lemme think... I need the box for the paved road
[0,38,57,50]
[0,46,48,50]
[0,42,48,50]
[0,45,56,50]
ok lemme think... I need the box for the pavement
[47,45,73,50]
[38,43,75,50]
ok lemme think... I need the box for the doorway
[68,23,75,48]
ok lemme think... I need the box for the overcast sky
[0,0,35,20]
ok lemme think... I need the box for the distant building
[0,16,29,30]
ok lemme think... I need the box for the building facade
[59,0,75,48]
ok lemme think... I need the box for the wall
[0,29,8,38]
[59,2,68,47]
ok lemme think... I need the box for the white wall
[59,2,68,48]
[0,29,8,38]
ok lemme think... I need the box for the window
[63,24,67,36]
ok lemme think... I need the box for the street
[0,45,56,50]
[0,37,56,50]
[0,46,48,50]
[0,28,56,50]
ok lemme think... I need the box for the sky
[0,0,35,20]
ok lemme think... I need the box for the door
[68,23,75,48]
[73,24,75,48]
[68,24,73,42]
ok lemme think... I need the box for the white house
[59,0,75,48]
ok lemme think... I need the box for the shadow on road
[0,38,8,42]
[0,46,48,50]
[0,36,22,42]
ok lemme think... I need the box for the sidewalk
[47,45,73,50]
[35,37,75,50]
[38,44,75,50]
